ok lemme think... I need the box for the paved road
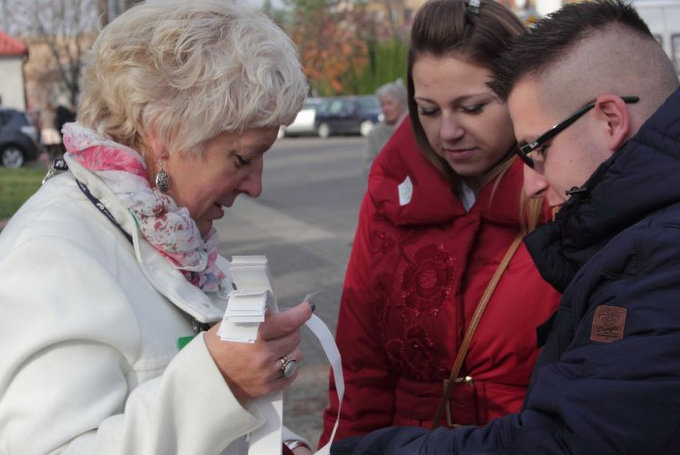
[213,135,368,446]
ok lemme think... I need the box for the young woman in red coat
[319,0,561,446]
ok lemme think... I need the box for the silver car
[279,98,322,138]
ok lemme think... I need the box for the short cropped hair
[78,0,307,156]
[407,0,524,179]
[376,80,407,106]
[488,0,653,101]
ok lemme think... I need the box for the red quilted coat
[319,120,560,446]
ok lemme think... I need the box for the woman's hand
[205,301,313,403]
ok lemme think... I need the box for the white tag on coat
[398,175,413,206]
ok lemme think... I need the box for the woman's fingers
[259,301,313,341]
[204,303,311,402]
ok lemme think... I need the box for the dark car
[314,95,382,138]
[0,108,41,168]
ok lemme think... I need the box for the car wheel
[318,123,331,139]
[360,120,374,137]
[1,145,25,169]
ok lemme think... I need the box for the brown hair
[407,0,525,183]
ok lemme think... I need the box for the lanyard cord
[46,159,212,335]
[46,158,132,244]
[75,178,133,244]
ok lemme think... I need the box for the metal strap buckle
[42,158,68,184]
[442,376,474,427]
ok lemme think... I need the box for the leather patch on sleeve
[591,305,627,343]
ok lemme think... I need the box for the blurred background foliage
[276,0,411,96]
[1,0,414,109]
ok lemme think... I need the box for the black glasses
[517,96,640,168]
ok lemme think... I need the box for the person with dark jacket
[331,1,680,453]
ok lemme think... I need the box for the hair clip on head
[468,0,480,15]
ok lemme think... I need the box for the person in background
[331,1,680,453]
[0,1,314,454]
[54,96,76,135]
[363,80,408,175]
[53,94,77,153]
[319,0,560,446]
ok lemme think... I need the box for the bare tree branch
[11,0,98,106]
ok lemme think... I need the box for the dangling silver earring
[155,161,170,193]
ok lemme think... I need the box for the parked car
[279,98,322,137]
[0,107,41,168]
[314,95,382,138]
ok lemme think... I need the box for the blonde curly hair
[78,0,307,156]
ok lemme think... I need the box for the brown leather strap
[431,233,524,428]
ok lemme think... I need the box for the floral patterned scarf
[62,122,227,293]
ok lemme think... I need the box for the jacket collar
[526,87,680,292]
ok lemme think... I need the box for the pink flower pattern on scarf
[62,123,226,292]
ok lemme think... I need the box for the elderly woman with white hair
[363,80,408,175]
[0,1,314,454]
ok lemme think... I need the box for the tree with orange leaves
[284,0,370,95]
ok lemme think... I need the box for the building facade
[0,31,28,110]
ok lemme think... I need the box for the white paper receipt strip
[225,256,344,455]
[218,289,273,343]
[307,312,344,455]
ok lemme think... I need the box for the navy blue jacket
[331,87,680,455]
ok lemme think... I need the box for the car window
[358,97,380,110]
[328,100,346,114]
[346,100,359,113]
